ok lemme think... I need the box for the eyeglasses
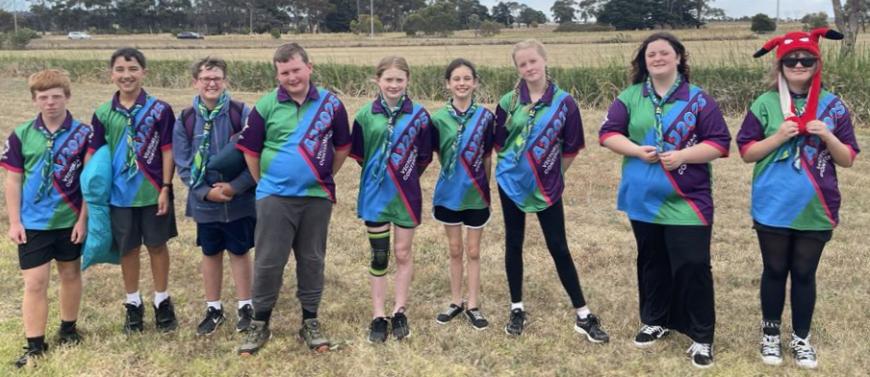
[197,77,225,84]
[781,57,818,68]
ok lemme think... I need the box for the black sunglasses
[781,57,818,68]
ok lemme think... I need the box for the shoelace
[440,304,462,317]
[790,338,816,360]
[306,320,323,338]
[686,342,712,357]
[467,310,485,321]
[761,335,781,355]
[640,325,665,336]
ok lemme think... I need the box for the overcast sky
[479,0,836,19]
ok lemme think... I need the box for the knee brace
[368,229,391,277]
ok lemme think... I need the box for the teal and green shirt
[1,112,94,230]
[599,81,731,226]
[494,81,584,213]
[350,96,433,227]
[737,90,860,230]
[236,85,351,201]
[91,90,175,208]
[431,102,495,211]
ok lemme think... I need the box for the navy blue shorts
[196,216,256,256]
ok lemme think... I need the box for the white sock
[207,301,222,311]
[125,291,142,306]
[238,299,252,309]
[576,306,591,319]
[510,302,524,311]
[154,291,169,307]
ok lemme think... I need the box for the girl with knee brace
[430,58,495,330]
[349,56,433,343]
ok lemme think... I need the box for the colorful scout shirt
[431,102,495,211]
[1,112,94,230]
[350,96,433,227]
[494,81,584,213]
[236,85,351,201]
[91,90,175,208]
[599,81,731,226]
[737,90,860,230]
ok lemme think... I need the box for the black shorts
[110,204,178,253]
[364,221,416,230]
[753,221,833,243]
[196,216,256,256]
[432,206,491,229]
[18,228,82,270]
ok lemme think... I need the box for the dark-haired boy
[90,47,178,334]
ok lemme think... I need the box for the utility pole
[13,0,20,33]
[776,0,780,23]
[369,0,374,39]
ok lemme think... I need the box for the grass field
[0,75,867,376]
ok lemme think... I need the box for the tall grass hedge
[1,53,866,124]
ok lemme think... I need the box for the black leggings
[757,226,829,338]
[499,186,586,308]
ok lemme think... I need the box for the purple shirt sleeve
[158,105,175,151]
[483,111,495,157]
[349,120,365,162]
[561,97,584,156]
[736,111,765,157]
[415,110,433,169]
[0,133,23,173]
[332,99,351,150]
[832,104,861,161]
[493,104,509,150]
[695,94,731,157]
[89,113,107,151]
[236,107,266,157]
[431,118,441,153]
[599,99,629,145]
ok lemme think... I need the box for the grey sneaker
[790,334,818,369]
[760,334,783,366]
[465,308,489,330]
[299,318,331,352]
[435,303,464,324]
[237,320,271,356]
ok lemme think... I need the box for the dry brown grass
[0,78,867,376]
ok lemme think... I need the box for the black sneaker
[435,303,464,324]
[368,317,389,343]
[574,314,610,343]
[633,324,669,348]
[58,328,83,346]
[504,308,526,336]
[154,297,178,333]
[238,320,271,356]
[14,344,47,368]
[237,304,253,332]
[790,334,818,369]
[299,318,331,352]
[465,308,489,330]
[123,303,145,334]
[391,312,410,340]
[686,342,714,368]
[196,307,225,336]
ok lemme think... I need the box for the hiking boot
[575,314,610,343]
[790,334,818,369]
[238,320,271,356]
[686,342,714,368]
[435,303,464,324]
[633,324,669,348]
[154,297,178,333]
[236,304,253,332]
[504,308,526,336]
[14,344,47,369]
[196,307,225,336]
[368,317,389,343]
[465,308,489,330]
[760,334,783,366]
[391,312,411,340]
[299,318,331,352]
[123,303,145,334]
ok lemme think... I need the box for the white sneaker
[790,334,818,369]
[760,334,783,365]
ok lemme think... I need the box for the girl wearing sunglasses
[737,28,860,369]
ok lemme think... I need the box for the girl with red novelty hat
[737,28,860,369]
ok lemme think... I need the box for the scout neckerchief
[189,92,228,187]
[644,74,683,153]
[514,95,547,163]
[443,97,477,178]
[775,76,808,170]
[373,93,405,184]
[117,100,145,179]
[34,116,69,202]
